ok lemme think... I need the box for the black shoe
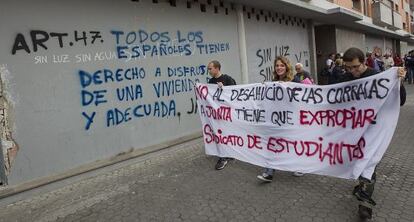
[353,185,376,206]
[358,205,372,220]
[257,173,273,182]
[215,158,229,170]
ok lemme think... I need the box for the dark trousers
[353,170,377,207]
[407,67,414,83]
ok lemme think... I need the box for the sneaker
[257,173,273,182]
[292,172,305,177]
[358,205,372,220]
[215,158,228,170]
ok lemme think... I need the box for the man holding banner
[339,47,406,219]
[207,60,237,170]
[196,49,406,220]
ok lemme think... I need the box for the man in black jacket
[207,60,236,170]
[339,48,406,219]
[404,50,414,84]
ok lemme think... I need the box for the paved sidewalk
[0,86,413,222]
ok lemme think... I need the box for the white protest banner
[196,68,401,179]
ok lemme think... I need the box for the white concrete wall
[335,28,365,54]
[384,38,394,55]
[400,41,408,56]
[0,0,242,185]
[406,43,414,54]
[365,35,386,54]
[307,0,337,9]
[365,36,394,56]
[244,9,311,83]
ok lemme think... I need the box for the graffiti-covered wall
[244,8,311,83]
[0,0,241,185]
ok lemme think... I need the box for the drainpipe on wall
[236,4,249,84]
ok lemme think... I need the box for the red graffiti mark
[195,85,208,100]
[266,136,366,165]
[203,124,244,147]
[200,105,232,122]
[299,108,375,129]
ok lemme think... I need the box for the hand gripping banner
[196,68,401,179]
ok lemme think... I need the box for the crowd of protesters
[322,49,414,85]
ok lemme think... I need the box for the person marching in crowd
[404,50,414,84]
[365,52,375,69]
[294,63,313,84]
[337,47,406,219]
[256,56,305,182]
[393,53,403,67]
[372,52,385,72]
[207,60,237,170]
[383,54,394,70]
[326,53,336,73]
[328,58,345,84]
